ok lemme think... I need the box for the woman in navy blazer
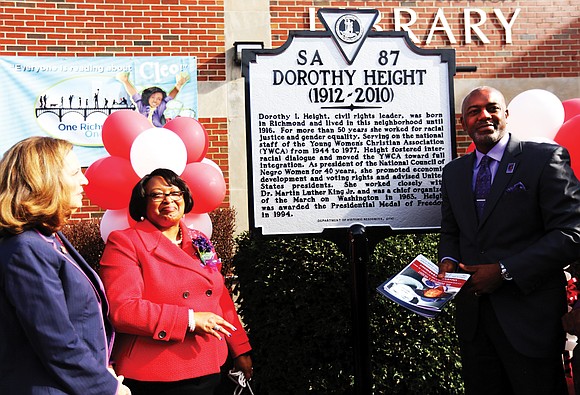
[0,137,130,395]
[100,168,252,395]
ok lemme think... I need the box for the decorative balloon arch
[464,89,580,178]
[84,110,225,241]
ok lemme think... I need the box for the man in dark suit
[437,86,580,394]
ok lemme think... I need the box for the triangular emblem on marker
[318,8,379,65]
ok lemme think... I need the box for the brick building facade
[1,0,579,230]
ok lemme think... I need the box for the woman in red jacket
[100,168,252,395]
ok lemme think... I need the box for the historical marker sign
[242,9,456,236]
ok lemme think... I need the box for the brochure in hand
[376,254,470,318]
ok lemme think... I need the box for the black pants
[123,374,221,395]
[460,296,567,395]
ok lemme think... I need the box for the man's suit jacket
[439,134,580,358]
[99,219,251,382]
[0,229,118,395]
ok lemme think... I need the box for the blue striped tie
[475,156,492,219]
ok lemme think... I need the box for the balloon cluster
[84,110,225,241]
[555,98,580,176]
[465,89,580,176]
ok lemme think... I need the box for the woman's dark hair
[142,86,168,124]
[128,168,194,221]
[141,86,166,103]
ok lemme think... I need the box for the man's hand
[459,263,503,295]
[437,258,457,280]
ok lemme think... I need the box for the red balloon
[102,110,152,159]
[563,99,580,123]
[84,156,140,210]
[466,142,475,153]
[554,115,580,178]
[164,117,209,163]
[181,162,226,214]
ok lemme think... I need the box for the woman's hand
[115,72,129,83]
[193,312,236,340]
[116,383,132,395]
[234,354,253,380]
[108,366,132,395]
[175,72,190,89]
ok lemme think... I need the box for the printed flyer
[377,254,470,318]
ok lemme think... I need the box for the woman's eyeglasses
[147,191,184,202]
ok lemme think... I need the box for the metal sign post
[348,224,372,394]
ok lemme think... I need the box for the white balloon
[201,157,223,175]
[130,127,187,177]
[507,89,565,140]
[183,212,213,238]
[100,208,131,242]
[525,136,558,145]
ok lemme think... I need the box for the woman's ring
[213,325,221,331]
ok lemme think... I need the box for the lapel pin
[506,162,516,174]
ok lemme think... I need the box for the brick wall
[203,115,230,205]
[270,1,579,155]
[271,1,580,79]
[6,1,577,81]
[0,0,226,80]
[0,0,228,219]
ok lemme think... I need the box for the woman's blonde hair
[0,136,74,235]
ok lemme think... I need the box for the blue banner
[0,56,197,166]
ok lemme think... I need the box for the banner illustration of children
[116,70,191,127]
[0,56,197,166]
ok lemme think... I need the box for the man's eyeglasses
[147,191,184,202]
